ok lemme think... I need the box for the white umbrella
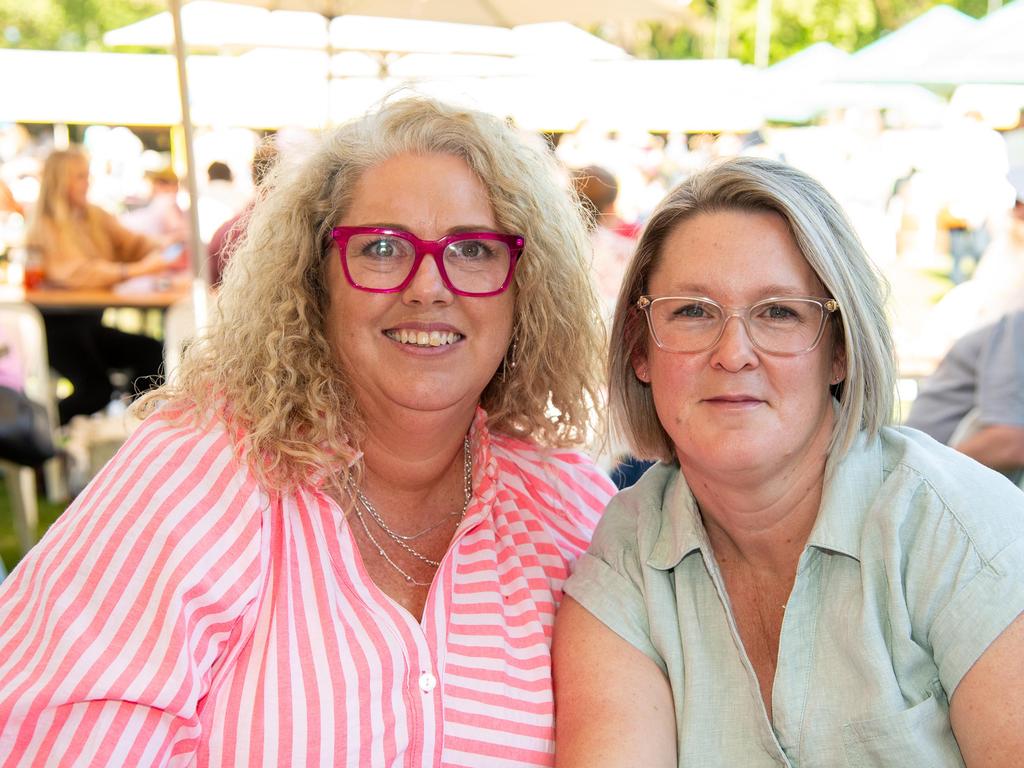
[133,0,684,303]
[212,0,688,27]
[760,42,944,124]
[922,0,1024,85]
[104,1,327,50]
[836,5,978,84]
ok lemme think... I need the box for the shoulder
[86,203,117,227]
[69,404,270,558]
[489,431,615,510]
[488,431,616,552]
[587,462,677,561]
[878,426,1024,551]
[867,427,1024,694]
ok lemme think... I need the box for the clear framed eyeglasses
[637,295,840,355]
[331,226,524,297]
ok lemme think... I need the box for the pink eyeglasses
[331,226,524,297]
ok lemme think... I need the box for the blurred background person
[572,164,639,315]
[0,173,23,217]
[207,141,279,286]
[198,159,247,244]
[906,309,1024,484]
[120,165,189,255]
[24,147,167,423]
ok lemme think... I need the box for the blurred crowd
[1,104,1023,382]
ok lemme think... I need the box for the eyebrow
[349,223,500,236]
[665,283,818,297]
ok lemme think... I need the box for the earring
[501,337,518,380]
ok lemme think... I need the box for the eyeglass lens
[345,232,512,294]
[647,297,827,354]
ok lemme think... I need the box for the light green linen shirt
[564,427,1024,767]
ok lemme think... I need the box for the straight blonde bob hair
[609,156,896,463]
[140,96,604,491]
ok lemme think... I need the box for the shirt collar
[804,430,883,561]
[646,464,709,570]
[457,406,497,532]
[644,430,884,569]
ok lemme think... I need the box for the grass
[0,470,68,573]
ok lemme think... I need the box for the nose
[708,314,759,371]
[402,251,452,304]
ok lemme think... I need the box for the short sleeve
[0,410,268,766]
[563,494,666,675]
[930,536,1024,694]
[889,453,1024,696]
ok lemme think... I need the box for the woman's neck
[683,424,832,572]
[357,405,476,506]
[693,462,826,573]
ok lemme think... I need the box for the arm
[949,612,1024,766]
[33,212,167,289]
[554,598,676,768]
[953,424,1024,472]
[101,206,161,264]
[0,414,265,766]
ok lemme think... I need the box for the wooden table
[25,281,191,312]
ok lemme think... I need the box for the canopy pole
[169,0,209,327]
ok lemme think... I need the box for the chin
[680,435,771,473]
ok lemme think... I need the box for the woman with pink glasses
[0,98,614,766]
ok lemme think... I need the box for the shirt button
[418,671,437,693]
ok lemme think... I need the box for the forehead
[649,208,824,298]
[342,152,496,234]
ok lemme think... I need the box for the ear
[830,338,846,387]
[632,350,651,384]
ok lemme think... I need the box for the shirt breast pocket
[840,691,964,768]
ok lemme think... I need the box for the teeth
[387,329,461,347]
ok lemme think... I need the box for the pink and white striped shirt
[0,407,614,767]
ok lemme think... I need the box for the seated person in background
[24,147,167,424]
[555,157,1024,767]
[906,309,1024,483]
[207,141,279,286]
[120,166,189,257]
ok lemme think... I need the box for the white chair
[163,286,217,383]
[0,301,67,555]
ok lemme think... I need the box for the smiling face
[324,152,515,425]
[634,208,844,480]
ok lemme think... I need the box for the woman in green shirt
[555,156,1024,767]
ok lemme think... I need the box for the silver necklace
[350,437,472,585]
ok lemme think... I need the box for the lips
[385,328,463,348]
[704,394,764,404]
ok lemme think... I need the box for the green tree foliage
[611,0,992,65]
[0,0,162,51]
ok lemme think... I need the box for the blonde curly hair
[140,97,605,491]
